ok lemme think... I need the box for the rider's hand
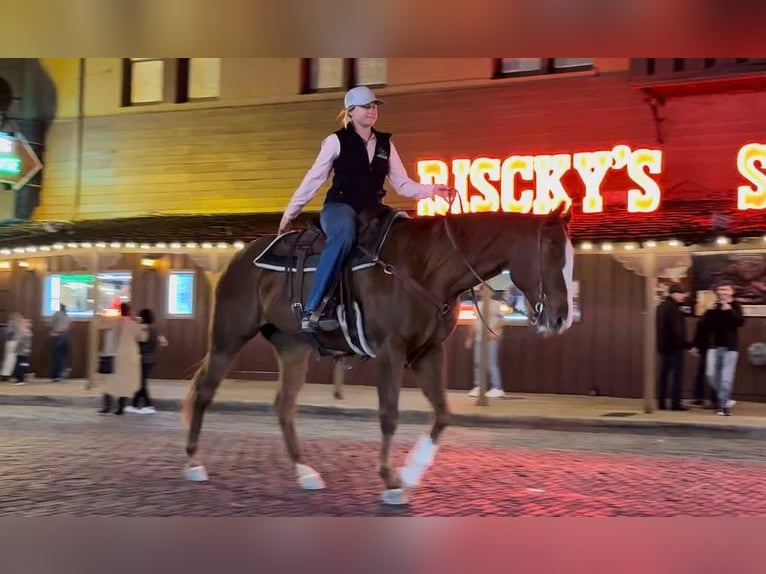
[432,184,454,200]
[278,218,292,235]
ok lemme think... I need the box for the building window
[42,272,132,318]
[188,58,221,99]
[302,58,387,92]
[167,271,195,316]
[494,58,594,78]
[355,58,387,87]
[122,58,191,106]
[96,272,133,316]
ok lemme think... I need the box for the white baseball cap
[344,86,383,109]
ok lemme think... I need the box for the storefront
[0,65,764,403]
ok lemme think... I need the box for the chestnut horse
[181,207,574,505]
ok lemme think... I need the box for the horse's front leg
[399,345,446,489]
[376,344,407,505]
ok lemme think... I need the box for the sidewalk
[2,377,766,437]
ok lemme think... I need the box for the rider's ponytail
[336,107,353,128]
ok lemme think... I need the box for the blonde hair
[337,107,353,128]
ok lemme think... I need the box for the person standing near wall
[97,303,148,415]
[655,284,692,411]
[126,308,168,414]
[49,304,71,382]
[692,283,745,416]
[466,291,507,398]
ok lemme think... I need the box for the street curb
[2,392,766,438]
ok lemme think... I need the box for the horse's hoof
[381,488,409,506]
[296,463,326,490]
[184,465,208,482]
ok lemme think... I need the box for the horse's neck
[421,215,536,302]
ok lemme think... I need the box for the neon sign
[738,143,766,210]
[416,145,663,216]
[418,143,766,215]
[0,136,21,176]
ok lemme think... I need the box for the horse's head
[509,205,574,335]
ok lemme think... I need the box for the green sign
[0,132,42,189]
[0,157,21,174]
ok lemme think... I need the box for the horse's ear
[547,203,571,225]
[561,205,572,225]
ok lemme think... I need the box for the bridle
[441,191,548,332]
[363,190,550,338]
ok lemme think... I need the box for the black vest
[325,125,391,216]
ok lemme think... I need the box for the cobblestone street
[2,405,766,516]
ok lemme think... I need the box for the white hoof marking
[381,488,409,506]
[400,434,439,488]
[184,465,208,482]
[296,463,326,490]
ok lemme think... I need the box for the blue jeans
[473,334,502,390]
[706,347,739,408]
[305,202,357,313]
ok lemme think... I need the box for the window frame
[301,58,387,93]
[121,58,190,107]
[492,58,594,79]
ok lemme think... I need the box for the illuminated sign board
[0,132,42,189]
[416,143,766,216]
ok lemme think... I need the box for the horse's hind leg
[377,345,407,505]
[268,331,324,490]
[182,345,243,481]
[398,346,446,491]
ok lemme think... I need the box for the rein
[361,190,549,333]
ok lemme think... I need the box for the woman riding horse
[277,86,453,331]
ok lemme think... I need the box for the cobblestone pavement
[2,405,766,516]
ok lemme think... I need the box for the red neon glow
[737,143,766,210]
[416,145,664,216]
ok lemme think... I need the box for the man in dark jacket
[656,283,691,411]
[692,283,745,416]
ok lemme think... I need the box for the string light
[601,242,613,251]
[125,242,136,249]
[25,246,37,252]
[233,241,245,250]
[216,242,228,249]
[140,243,151,249]
[95,242,107,248]
[53,243,64,250]
[580,242,593,250]
[156,242,167,249]
[668,239,681,247]
[715,236,730,245]
[202,242,213,249]
[170,242,181,249]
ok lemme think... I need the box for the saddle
[255,206,406,274]
[253,205,409,358]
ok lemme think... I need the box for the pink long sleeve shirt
[280,132,437,228]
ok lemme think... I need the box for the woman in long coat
[98,302,148,415]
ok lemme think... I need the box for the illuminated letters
[626,149,662,213]
[737,143,766,210]
[416,145,664,216]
